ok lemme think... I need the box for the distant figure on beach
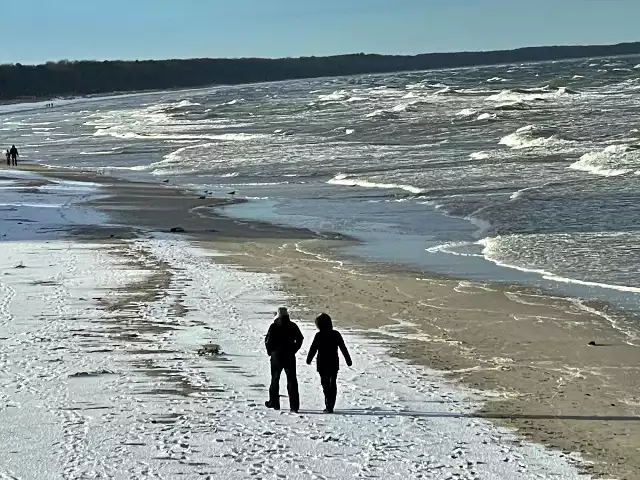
[5,149,10,166]
[9,145,18,166]
[306,313,352,414]
[265,307,303,413]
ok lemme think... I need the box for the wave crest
[327,173,424,194]
[499,125,569,150]
[569,144,640,177]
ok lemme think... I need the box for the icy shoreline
[0,169,590,479]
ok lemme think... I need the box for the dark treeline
[2,42,640,101]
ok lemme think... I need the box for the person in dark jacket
[264,307,304,412]
[9,145,18,166]
[306,313,352,413]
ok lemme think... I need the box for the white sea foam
[477,112,496,121]
[485,86,574,105]
[433,86,453,95]
[173,99,201,108]
[455,108,478,118]
[404,82,427,90]
[508,182,554,201]
[493,100,531,111]
[144,142,217,173]
[367,87,402,97]
[486,89,543,103]
[93,128,266,142]
[469,151,491,160]
[318,90,350,102]
[509,185,539,201]
[569,144,640,177]
[480,236,640,295]
[79,150,115,155]
[499,124,569,150]
[391,104,409,113]
[486,77,507,83]
[426,241,482,257]
[97,165,149,172]
[365,109,398,119]
[327,173,424,194]
[557,86,579,95]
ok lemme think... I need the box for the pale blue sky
[4,0,639,64]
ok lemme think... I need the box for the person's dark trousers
[268,357,300,411]
[319,371,338,412]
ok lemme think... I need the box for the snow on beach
[0,170,589,479]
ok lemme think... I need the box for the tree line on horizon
[1,42,639,101]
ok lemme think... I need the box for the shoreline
[207,238,640,478]
[11,164,640,478]
[218,193,640,318]
[0,165,595,478]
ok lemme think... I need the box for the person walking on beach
[265,307,303,413]
[5,149,10,166]
[306,313,352,414]
[9,145,18,166]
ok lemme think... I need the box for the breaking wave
[469,151,491,160]
[93,128,266,142]
[318,90,350,102]
[477,112,497,121]
[365,109,400,119]
[327,173,424,194]
[493,101,531,111]
[499,125,570,150]
[486,86,577,104]
[455,108,478,118]
[569,144,640,177]
[455,109,496,121]
[480,236,640,294]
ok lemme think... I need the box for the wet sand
[212,239,640,479]
[26,164,640,479]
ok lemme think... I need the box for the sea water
[2,55,640,311]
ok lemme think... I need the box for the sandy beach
[214,239,640,479]
[0,165,638,478]
[76,165,640,479]
[101,170,640,479]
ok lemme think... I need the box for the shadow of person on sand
[298,408,640,422]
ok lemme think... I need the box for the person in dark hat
[306,313,352,413]
[264,307,304,413]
